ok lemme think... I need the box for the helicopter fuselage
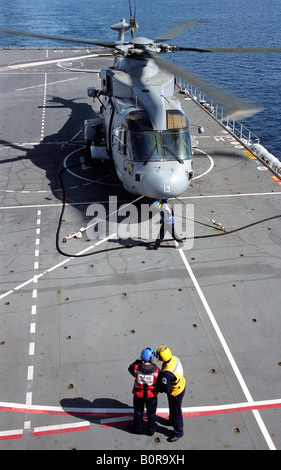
[86,53,193,200]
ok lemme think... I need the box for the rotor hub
[130,37,154,47]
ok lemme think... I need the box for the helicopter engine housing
[84,117,105,144]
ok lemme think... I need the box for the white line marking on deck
[40,74,47,141]
[0,234,116,300]
[178,248,276,450]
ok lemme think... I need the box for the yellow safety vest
[162,356,186,396]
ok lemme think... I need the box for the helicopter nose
[142,169,190,200]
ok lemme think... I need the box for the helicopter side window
[123,129,127,156]
[118,127,127,155]
[106,72,113,96]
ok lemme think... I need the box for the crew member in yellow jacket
[156,345,186,442]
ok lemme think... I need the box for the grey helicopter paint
[3,1,279,201]
[84,21,194,200]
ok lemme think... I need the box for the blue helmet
[141,347,155,362]
[152,201,161,209]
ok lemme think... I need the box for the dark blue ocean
[1,0,280,159]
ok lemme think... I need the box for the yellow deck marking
[243,150,256,159]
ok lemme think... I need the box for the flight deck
[0,48,281,450]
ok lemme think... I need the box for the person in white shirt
[152,200,184,250]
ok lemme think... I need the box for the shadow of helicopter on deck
[40,96,130,202]
[1,96,131,201]
[1,96,153,254]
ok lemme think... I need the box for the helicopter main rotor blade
[175,46,281,53]
[129,0,138,38]
[0,28,115,48]
[149,52,262,119]
[154,20,207,43]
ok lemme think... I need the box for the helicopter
[1,0,281,200]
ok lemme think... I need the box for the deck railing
[177,79,281,178]
[177,79,260,145]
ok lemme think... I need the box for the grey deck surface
[0,49,281,450]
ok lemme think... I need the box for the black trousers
[155,223,183,248]
[133,395,158,434]
[167,388,185,436]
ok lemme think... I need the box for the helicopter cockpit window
[126,111,153,132]
[162,129,192,161]
[125,111,156,161]
[125,110,192,163]
[129,132,161,162]
[166,110,189,130]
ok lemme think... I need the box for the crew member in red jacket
[128,348,160,436]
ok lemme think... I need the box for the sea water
[1,0,280,159]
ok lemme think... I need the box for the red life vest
[132,363,159,398]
